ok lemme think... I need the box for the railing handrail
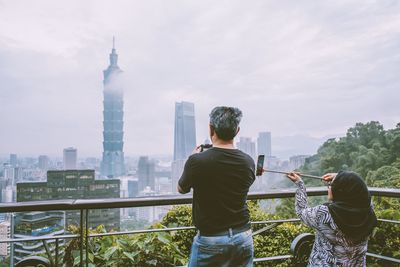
[1,187,399,213]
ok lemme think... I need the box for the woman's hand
[287,172,301,183]
[322,173,337,182]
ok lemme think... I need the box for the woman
[287,171,377,266]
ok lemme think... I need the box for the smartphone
[256,155,265,176]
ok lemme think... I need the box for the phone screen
[256,155,265,176]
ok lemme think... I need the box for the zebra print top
[295,180,369,267]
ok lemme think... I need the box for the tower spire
[109,36,118,66]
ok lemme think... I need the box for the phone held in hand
[256,155,265,176]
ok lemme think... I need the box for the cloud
[0,0,399,157]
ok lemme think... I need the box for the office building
[3,164,14,186]
[173,101,196,161]
[1,186,14,203]
[0,221,10,257]
[138,156,155,192]
[9,154,17,167]
[172,101,196,192]
[63,147,77,170]
[14,170,119,262]
[128,179,139,198]
[13,212,65,262]
[101,38,125,178]
[237,137,256,160]
[289,155,310,170]
[257,132,272,157]
[38,155,49,171]
[17,170,120,230]
[14,167,23,183]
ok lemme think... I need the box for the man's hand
[192,146,202,154]
[177,184,190,194]
[287,172,301,183]
[322,173,337,182]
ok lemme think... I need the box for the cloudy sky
[0,0,399,158]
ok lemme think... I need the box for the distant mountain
[272,134,340,160]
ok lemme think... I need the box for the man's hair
[209,106,242,141]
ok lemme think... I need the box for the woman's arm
[294,180,327,229]
[287,172,329,230]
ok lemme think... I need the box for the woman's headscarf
[327,171,377,241]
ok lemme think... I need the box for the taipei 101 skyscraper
[101,38,125,178]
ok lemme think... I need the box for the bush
[64,224,186,267]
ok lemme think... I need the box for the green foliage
[160,205,195,256]
[368,222,400,266]
[64,224,186,267]
[0,257,10,267]
[302,121,399,178]
[248,201,310,267]
[120,218,150,231]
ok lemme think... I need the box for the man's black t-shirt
[178,147,255,233]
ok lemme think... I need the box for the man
[178,106,255,267]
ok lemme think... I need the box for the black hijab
[327,171,377,241]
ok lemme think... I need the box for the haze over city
[1,0,399,157]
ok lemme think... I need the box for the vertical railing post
[85,209,89,267]
[80,209,84,267]
[55,238,59,267]
[10,213,14,267]
[42,240,54,266]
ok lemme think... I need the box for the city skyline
[1,1,399,156]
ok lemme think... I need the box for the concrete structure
[63,147,77,170]
[101,38,125,178]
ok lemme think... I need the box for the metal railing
[0,186,399,266]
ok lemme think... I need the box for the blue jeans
[188,229,253,267]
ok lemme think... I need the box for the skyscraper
[63,147,77,170]
[237,137,256,160]
[172,101,196,193]
[38,155,49,171]
[9,154,17,167]
[257,131,272,157]
[137,156,155,192]
[101,38,125,178]
[173,101,196,161]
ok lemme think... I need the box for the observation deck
[0,187,399,266]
